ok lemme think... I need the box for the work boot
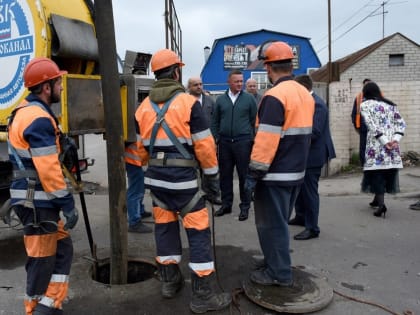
[157,263,184,298]
[190,272,231,314]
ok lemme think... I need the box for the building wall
[327,80,420,175]
[340,34,420,83]
[201,30,320,92]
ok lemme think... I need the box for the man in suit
[187,76,215,126]
[188,76,222,205]
[289,74,336,240]
[245,78,262,105]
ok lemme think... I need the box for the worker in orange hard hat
[244,41,315,286]
[8,57,78,315]
[135,48,231,313]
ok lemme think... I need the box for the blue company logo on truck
[0,0,34,108]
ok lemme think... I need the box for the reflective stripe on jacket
[124,135,143,166]
[8,96,74,212]
[135,93,218,192]
[250,77,314,186]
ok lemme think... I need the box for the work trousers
[15,206,73,315]
[254,182,299,283]
[152,191,214,277]
[218,138,252,210]
[125,162,146,226]
[294,167,322,233]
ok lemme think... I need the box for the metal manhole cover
[243,267,333,313]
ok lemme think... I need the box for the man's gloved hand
[244,174,258,201]
[63,207,79,230]
[202,174,220,203]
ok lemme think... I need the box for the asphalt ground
[1,134,419,315]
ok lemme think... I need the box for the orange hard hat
[23,57,67,88]
[150,49,185,72]
[259,41,294,64]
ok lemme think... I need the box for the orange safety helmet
[23,57,67,88]
[150,49,185,73]
[259,41,294,64]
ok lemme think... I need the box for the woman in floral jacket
[360,82,406,218]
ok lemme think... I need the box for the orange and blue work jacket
[8,94,74,212]
[249,76,314,186]
[352,92,363,129]
[135,92,218,194]
[124,140,143,167]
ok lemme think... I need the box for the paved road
[1,134,419,315]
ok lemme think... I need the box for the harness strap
[179,190,203,218]
[149,94,192,160]
[150,190,203,218]
[7,101,54,229]
[148,158,198,168]
[12,170,40,182]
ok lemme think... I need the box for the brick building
[311,33,420,174]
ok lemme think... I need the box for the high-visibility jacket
[124,140,143,166]
[135,92,218,196]
[249,76,314,186]
[8,95,74,212]
[354,92,363,129]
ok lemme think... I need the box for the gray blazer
[200,93,215,127]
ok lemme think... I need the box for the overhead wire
[312,0,376,47]
[315,0,390,54]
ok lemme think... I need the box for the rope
[210,200,245,315]
[333,289,414,315]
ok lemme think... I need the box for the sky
[111,0,419,85]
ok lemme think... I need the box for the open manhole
[91,258,157,284]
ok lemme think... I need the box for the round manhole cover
[243,267,333,313]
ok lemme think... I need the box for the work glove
[202,173,220,203]
[63,207,79,230]
[244,174,257,201]
[244,169,265,201]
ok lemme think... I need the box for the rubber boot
[190,273,231,314]
[158,263,184,298]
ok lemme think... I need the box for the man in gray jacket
[211,70,257,221]
[187,76,215,126]
[188,76,222,205]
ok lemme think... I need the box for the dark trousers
[359,129,367,166]
[254,182,299,282]
[218,139,252,210]
[294,167,322,233]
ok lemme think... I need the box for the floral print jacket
[360,99,406,171]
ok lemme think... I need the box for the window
[250,72,270,90]
[389,54,404,66]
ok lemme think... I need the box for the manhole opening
[91,259,157,284]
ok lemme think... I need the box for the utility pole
[94,0,128,284]
[381,1,388,38]
[327,0,332,85]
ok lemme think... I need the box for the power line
[313,0,376,46]
[316,1,389,54]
